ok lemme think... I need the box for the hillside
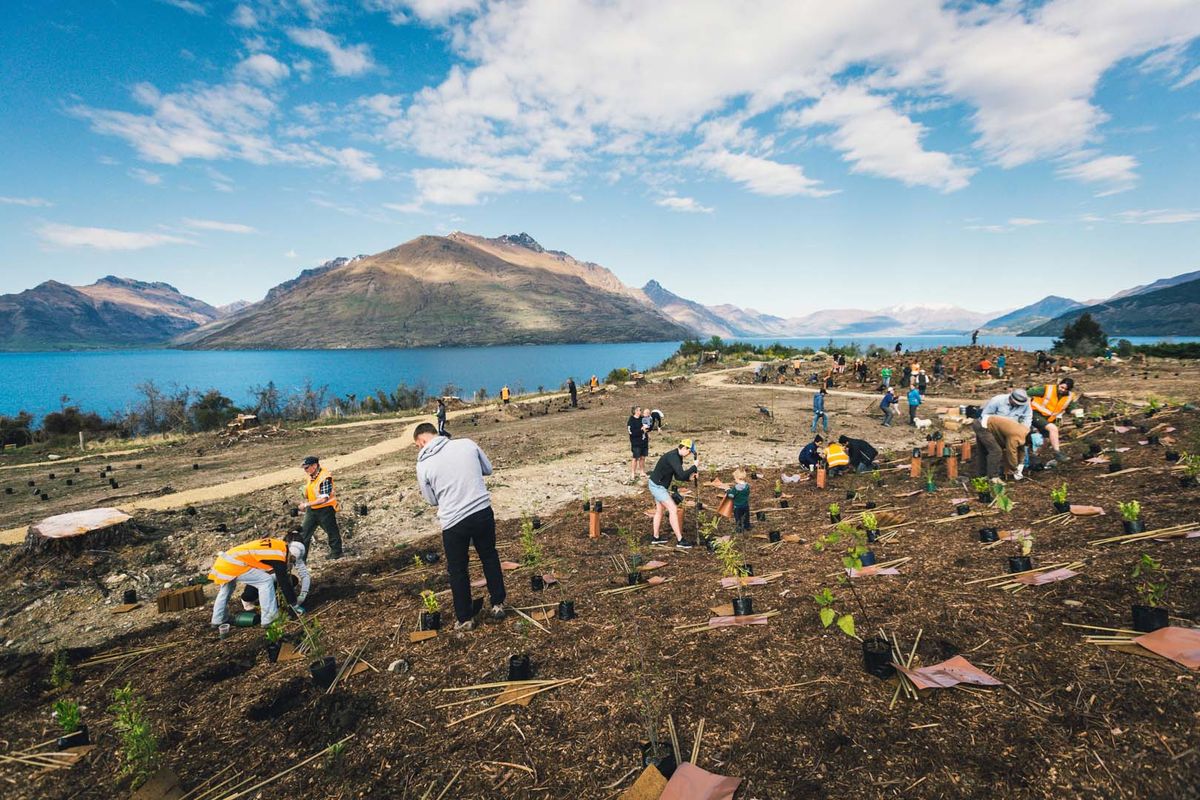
[980,295,1084,334]
[179,234,691,349]
[1022,276,1200,336]
[1106,269,1200,301]
[640,280,739,338]
[0,276,221,351]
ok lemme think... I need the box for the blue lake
[3,334,1196,419]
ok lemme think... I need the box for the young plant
[299,615,326,661]
[1131,554,1166,607]
[1118,500,1141,522]
[971,476,991,495]
[1179,452,1200,478]
[828,502,840,518]
[992,484,1014,513]
[264,615,286,644]
[774,478,783,496]
[109,683,160,789]
[813,587,856,638]
[698,512,720,544]
[923,466,936,488]
[410,554,423,571]
[1050,482,1068,506]
[420,589,440,614]
[49,649,72,690]
[618,525,641,560]
[1012,530,1034,557]
[52,699,81,735]
[860,511,878,532]
[325,740,347,768]
[714,537,746,598]
[519,514,542,569]
[870,469,883,485]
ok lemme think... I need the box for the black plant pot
[73,467,79,473]
[1053,501,1071,513]
[421,551,441,564]
[356,504,368,516]
[56,725,89,750]
[779,499,789,508]
[3,487,10,494]
[1089,443,1103,455]
[26,480,34,487]
[740,564,754,577]
[420,611,441,631]
[862,637,895,679]
[773,490,782,499]
[979,527,999,543]
[1148,435,1160,445]
[846,491,857,500]
[48,473,55,480]
[266,641,282,663]
[1008,555,1033,574]
[582,501,590,512]
[956,504,971,515]
[122,589,137,604]
[866,528,879,543]
[640,743,677,779]
[135,464,142,469]
[531,516,542,529]
[531,574,545,592]
[556,600,576,620]
[768,530,781,543]
[626,571,642,586]
[1165,451,1180,462]
[1131,604,1169,633]
[1182,476,1200,488]
[289,507,299,517]
[756,511,767,522]
[193,463,200,470]
[186,506,198,516]
[705,538,717,553]
[731,596,754,616]
[66,479,73,486]
[40,493,48,501]
[830,512,841,523]
[1108,463,1124,474]
[310,657,337,689]
[1122,519,1146,534]
[978,492,992,503]
[215,523,227,533]
[859,551,877,568]
[507,654,532,681]
[865,500,878,509]
[593,500,603,512]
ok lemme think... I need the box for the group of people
[626,405,664,481]
[973,378,1077,482]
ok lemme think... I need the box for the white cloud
[1055,153,1139,195]
[788,85,974,192]
[230,4,257,28]
[325,147,383,181]
[285,249,298,258]
[157,0,206,15]
[0,196,53,207]
[287,28,374,77]
[236,54,290,85]
[366,0,482,25]
[1008,217,1045,227]
[359,93,405,118]
[36,223,192,250]
[182,218,257,233]
[1174,65,1200,89]
[1116,209,1200,225]
[655,195,713,214]
[699,151,833,198]
[411,168,501,205]
[128,167,163,185]
[966,217,1046,233]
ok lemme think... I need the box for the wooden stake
[218,735,355,800]
[691,718,706,765]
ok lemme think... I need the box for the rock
[1063,599,1083,607]
[104,573,128,587]
[387,658,410,674]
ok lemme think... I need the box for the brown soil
[1,347,1198,798]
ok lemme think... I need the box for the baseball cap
[679,438,696,454]
[301,455,319,467]
[1009,389,1029,404]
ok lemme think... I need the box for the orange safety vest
[826,443,850,468]
[501,386,510,400]
[590,376,598,388]
[980,360,992,371]
[1031,384,1073,422]
[208,537,288,584]
[303,468,338,511]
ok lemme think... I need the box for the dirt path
[693,362,983,406]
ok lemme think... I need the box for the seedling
[1132,554,1166,607]
[1118,501,1141,522]
[410,554,423,571]
[519,514,542,569]
[861,511,878,532]
[870,469,883,485]
[299,615,326,661]
[774,479,783,496]
[828,502,840,520]
[1012,530,1034,557]
[325,740,346,768]
[923,466,936,490]
[109,683,160,789]
[1147,397,1163,413]
[420,589,440,614]
[618,525,641,560]
[992,485,1014,513]
[1050,483,1068,506]
[53,699,81,735]
[698,512,720,545]
[264,616,286,644]
[49,649,72,690]
[813,587,856,638]
[1179,452,1200,479]
[714,538,746,599]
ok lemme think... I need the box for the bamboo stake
[674,610,781,634]
[439,679,560,693]
[508,605,550,634]
[691,718,706,764]
[446,678,581,727]
[217,735,355,800]
[739,678,832,695]
[963,561,1074,585]
[176,765,237,800]
[77,642,180,668]
[433,768,463,800]
[1088,523,1198,546]
[1062,622,1139,635]
[597,578,673,596]
[667,715,682,767]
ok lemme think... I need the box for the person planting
[298,455,342,559]
[647,439,700,549]
[240,533,311,616]
[413,422,507,632]
[799,435,824,471]
[838,435,879,474]
[208,534,305,629]
[726,468,752,532]
[1027,378,1076,463]
[972,390,1032,482]
[880,387,899,427]
[824,438,851,476]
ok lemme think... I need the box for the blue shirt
[907,388,921,406]
[880,392,899,409]
[813,393,825,413]
[982,393,1032,427]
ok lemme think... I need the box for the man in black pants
[567,377,578,408]
[413,422,506,632]
[838,435,879,473]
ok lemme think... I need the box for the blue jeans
[811,412,828,433]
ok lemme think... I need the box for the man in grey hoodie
[413,422,506,631]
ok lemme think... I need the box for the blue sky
[2,0,1199,315]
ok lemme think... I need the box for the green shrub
[109,684,159,788]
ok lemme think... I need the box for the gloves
[296,593,307,606]
[980,414,991,428]
[292,605,306,616]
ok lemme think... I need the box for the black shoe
[650,536,667,545]
[675,540,694,550]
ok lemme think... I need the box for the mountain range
[1,233,1195,350]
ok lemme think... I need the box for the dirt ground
[1,347,1198,799]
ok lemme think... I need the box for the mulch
[1,405,1198,799]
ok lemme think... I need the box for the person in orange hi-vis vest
[500,385,511,405]
[298,455,342,559]
[1028,377,1077,462]
[208,534,305,628]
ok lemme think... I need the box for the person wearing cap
[647,439,700,549]
[799,435,824,471]
[1028,378,1076,462]
[838,435,879,473]
[879,387,899,427]
[298,455,342,559]
[240,534,312,616]
[208,534,305,628]
[413,422,507,632]
[973,390,1033,480]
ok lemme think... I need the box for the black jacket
[843,438,878,467]
[649,449,696,487]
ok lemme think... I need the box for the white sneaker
[489,604,506,620]
[453,619,476,632]
[1013,466,1025,481]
